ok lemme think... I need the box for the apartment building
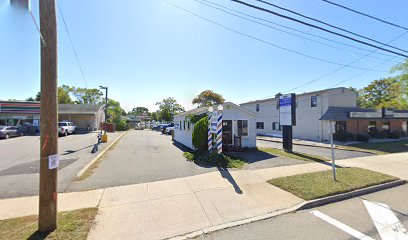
[240,87,357,141]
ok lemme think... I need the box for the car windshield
[58,123,67,126]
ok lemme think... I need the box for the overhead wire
[322,0,408,31]
[167,2,389,72]
[194,0,401,63]
[231,0,408,58]
[57,0,88,87]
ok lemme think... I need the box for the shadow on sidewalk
[217,166,242,194]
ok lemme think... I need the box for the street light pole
[99,86,108,135]
[39,0,58,232]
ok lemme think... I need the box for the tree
[156,97,184,122]
[133,107,149,116]
[35,92,41,101]
[26,97,36,101]
[70,87,103,104]
[150,111,158,121]
[107,99,128,131]
[192,116,208,152]
[358,78,407,109]
[57,85,72,104]
[192,90,225,107]
[391,59,408,106]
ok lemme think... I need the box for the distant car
[165,126,174,135]
[58,122,76,136]
[0,126,21,139]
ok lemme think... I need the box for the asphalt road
[257,139,374,160]
[197,184,408,240]
[0,132,121,199]
[68,130,307,192]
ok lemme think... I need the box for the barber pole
[216,112,222,154]
[208,114,212,151]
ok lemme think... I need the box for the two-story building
[240,87,358,141]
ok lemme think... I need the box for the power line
[322,0,408,31]
[200,0,403,60]
[231,0,408,58]
[253,0,408,54]
[167,2,388,72]
[57,0,88,87]
[194,0,400,64]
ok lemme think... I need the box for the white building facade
[173,102,257,150]
[240,87,357,141]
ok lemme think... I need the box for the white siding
[241,87,357,141]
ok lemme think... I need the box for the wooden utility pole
[39,0,58,232]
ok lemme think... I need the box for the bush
[368,127,378,138]
[116,119,129,131]
[388,131,401,139]
[356,134,369,142]
[192,116,208,152]
[182,151,245,168]
[183,152,194,161]
[377,130,389,139]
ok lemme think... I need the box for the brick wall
[346,119,407,136]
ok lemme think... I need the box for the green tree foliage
[359,78,407,109]
[26,97,35,101]
[107,99,128,131]
[156,97,184,122]
[150,111,158,121]
[192,116,208,152]
[70,87,103,104]
[35,92,41,101]
[133,107,149,116]
[58,85,72,104]
[192,90,225,107]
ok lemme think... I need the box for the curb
[297,179,406,210]
[257,137,377,155]
[76,131,129,178]
[167,179,406,240]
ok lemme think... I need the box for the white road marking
[310,210,374,240]
[363,200,408,240]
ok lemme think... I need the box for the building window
[183,120,186,130]
[237,120,248,136]
[296,98,298,108]
[256,122,264,129]
[256,104,260,112]
[311,96,317,107]
[382,122,390,131]
[272,122,281,131]
[403,121,407,133]
[180,121,182,131]
[368,121,376,130]
[188,121,190,130]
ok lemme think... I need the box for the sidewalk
[0,152,406,240]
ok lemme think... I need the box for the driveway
[257,139,374,160]
[68,130,306,192]
[0,132,121,199]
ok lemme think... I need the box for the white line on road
[363,200,408,240]
[310,210,374,240]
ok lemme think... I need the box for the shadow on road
[62,144,94,155]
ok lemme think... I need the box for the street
[197,184,408,240]
[0,132,121,199]
[257,139,374,160]
[68,130,310,192]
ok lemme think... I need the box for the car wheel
[5,134,9,139]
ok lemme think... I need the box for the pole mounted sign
[279,94,296,126]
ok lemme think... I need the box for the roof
[320,107,378,121]
[175,102,257,118]
[59,104,104,115]
[240,87,351,105]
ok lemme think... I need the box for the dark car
[0,126,21,139]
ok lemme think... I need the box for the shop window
[180,121,182,131]
[368,121,376,130]
[272,122,281,131]
[237,120,248,136]
[311,96,317,107]
[256,122,264,129]
[256,104,260,112]
[382,122,390,131]
[183,120,186,130]
[402,121,407,133]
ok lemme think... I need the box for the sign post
[279,94,296,152]
[330,121,336,181]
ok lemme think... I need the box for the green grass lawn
[258,147,329,162]
[183,151,246,168]
[268,168,398,200]
[0,208,98,240]
[342,139,408,155]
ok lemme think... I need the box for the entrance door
[334,121,347,141]
[222,120,233,145]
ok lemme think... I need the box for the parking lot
[0,132,121,199]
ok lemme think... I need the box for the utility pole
[39,0,58,232]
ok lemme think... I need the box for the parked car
[58,122,76,136]
[165,126,174,135]
[0,126,21,139]
[161,123,174,134]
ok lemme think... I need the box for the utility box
[101,134,108,143]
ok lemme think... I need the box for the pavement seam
[96,188,106,208]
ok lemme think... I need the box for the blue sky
[0,0,407,112]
